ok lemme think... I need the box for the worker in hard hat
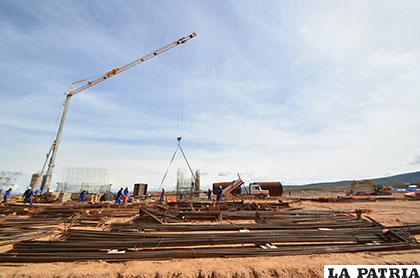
[207,188,212,201]
[115,187,124,205]
[22,187,34,206]
[79,190,87,202]
[216,186,223,203]
[2,188,12,204]
[160,188,165,202]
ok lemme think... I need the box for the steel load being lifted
[36,32,197,193]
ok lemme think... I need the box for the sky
[1,1,420,192]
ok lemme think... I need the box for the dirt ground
[0,199,419,278]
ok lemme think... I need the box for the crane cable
[159,137,198,189]
[158,57,197,189]
[159,57,185,190]
[158,140,179,189]
[176,59,184,139]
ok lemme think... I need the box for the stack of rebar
[0,208,418,262]
[0,216,59,246]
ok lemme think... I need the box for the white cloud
[218,171,231,177]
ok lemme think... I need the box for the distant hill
[285,170,420,189]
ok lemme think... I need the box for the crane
[36,32,197,193]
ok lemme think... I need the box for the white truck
[245,184,270,198]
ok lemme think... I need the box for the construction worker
[121,187,129,205]
[79,190,87,202]
[34,188,41,196]
[23,188,33,206]
[160,188,165,202]
[115,187,124,205]
[2,188,12,204]
[216,186,223,202]
[207,188,212,200]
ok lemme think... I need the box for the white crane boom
[38,32,197,193]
